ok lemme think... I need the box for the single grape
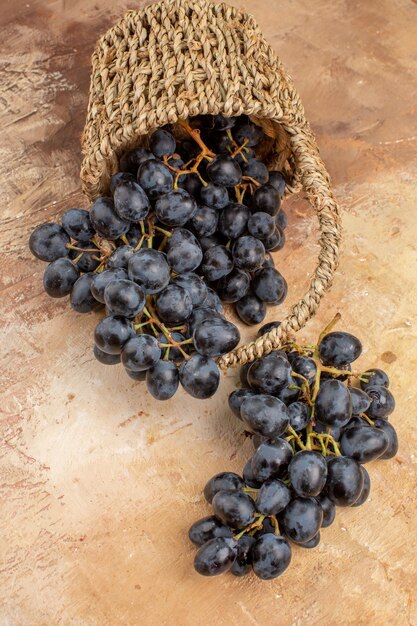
[61,208,95,242]
[201,245,233,282]
[247,354,291,394]
[146,360,179,400]
[172,272,207,307]
[314,493,336,527]
[288,401,311,432]
[90,197,130,240]
[210,114,237,130]
[251,184,281,216]
[232,236,265,272]
[234,122,263,147]
[187,205,218,237]
[203,472,245,504]
[188,516,233,547]
[291,355,317,385]
[257,321,281,337]
[351,466,371,507]
[240,394,289,438]
[43,258,80,298]
[107,245,134,270]
[288,451,328,497]
[193,318,240,357]
[373,419,398,459]
[243,458,263,488]
[349,387,371,415]
[235,293,266,325]
[228,388,257,418]
[251,267,287,305]
[256,479,291,515]
[276,378,301,405]
[93,344,121,365]
[318,331,362,367]
[230,535,256,576]
[200,183,229,210]
[166,228,203,273]
[268,171,286,196]
[121,334,161,371]
[315,379,352,427]
[252,534,291,580]
[128,248,170,294]
[179,172,202,197]
[109,171,135,194]
[156,284,193,325]
[263,227,285,251]
[217,269,250,303]
[137,159,173,199]
[275,209,288,230]
[124,223,143,247]
[119,147,155,175]
[247,212,275,240]
[179,354,220,399]
[360,368,389,390]
[206,155,242,187]
[202,130,234,154]
[70,273,103,313]
[113,180,150,222]
[365,385,395,419]
[155,189,197,227]
[90,268,128,303]
[340,425,388,463]
[251,439,293,482]
[69,241,100,272]
[104,279,145,318]
[325,456,364,506]
[282,497,323,543]
[94,315,133,354]
[29,223,70,262]
[149,129,176,158]
[212,490,257,529]
[218,203,250,239]
[193,537,237,577]
[242,159,269,185]
[187,306,223,335]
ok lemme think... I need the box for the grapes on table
[189,318,398,579]
[29,115,290,401]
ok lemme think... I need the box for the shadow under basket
[80,0,342,371]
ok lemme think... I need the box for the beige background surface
[1,0,417,624]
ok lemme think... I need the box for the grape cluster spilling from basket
[29,115,288,400]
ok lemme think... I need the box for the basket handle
[217,124,342,371]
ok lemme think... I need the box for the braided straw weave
[81,0,342,370]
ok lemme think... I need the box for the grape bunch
[189,317,398,579]
[28,115,288,400]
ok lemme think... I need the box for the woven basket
[81,0,342,371]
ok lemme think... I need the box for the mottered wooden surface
[1,0,417,624]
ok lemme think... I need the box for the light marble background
[1,0,416,624]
